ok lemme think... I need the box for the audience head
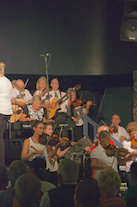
[0,165,8,190]
[58,158,79,184]
[29,157,46,180]
[12,173,41,207]
[130,162,137,182]
[8,160,28,187]
[36,76,47,91]
[0,62,5,75]
[97,168,121,196]
[74,179,101,207]
[15,79,25,92]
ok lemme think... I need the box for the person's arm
[48,142,63,158]
[21,139,34,161]
[19,113,34,122]
[90,158,112,170]
[83,101,92,115]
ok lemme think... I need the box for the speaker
[120,1,137,41]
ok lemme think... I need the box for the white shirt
[74,106,85,126]
[122,140,137,172]
[12,87,32,102]
[28,137,51,170]
[49,90,68,112]
[111,125,130,145]
[90,144,118,179]
[0,76,12,115]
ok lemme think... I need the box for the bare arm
[21,139,33,161]
[83,101,92,115]
[19,113,34,122]
[90,158,112,170]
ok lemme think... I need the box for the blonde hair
[67,87,76,93]
[126,122,137,134]
[97,168,121,196]
[0,62,5,75]
[36,76,47,90]
[32,95,41,103]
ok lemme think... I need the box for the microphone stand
[43,54,51,122]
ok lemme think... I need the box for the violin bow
[24,79,29,88]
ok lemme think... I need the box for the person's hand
[28,117,34,122]
[120,136,126,142]
[85,146,91,155]
[71,141,76,146]
[71,116,77,122]
[86,101,92,108]
[18,102,25,108]
[11,98,16,104]
[34,150,43,155]
[49,103,56,109]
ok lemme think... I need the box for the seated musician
[43,122,76,186]
[11,79,32,109]
[19,95,46,123]
[33,76,56,111]
[66,87,93,142]
[110,114,130,147]
[47,78,72,136]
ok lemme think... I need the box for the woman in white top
[21,120,61,181]
[44,122,76,186]
[0,62,13,164]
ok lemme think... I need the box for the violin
[105,144,129,157]
[39,133,82,147]
[72,99,97,108]
[109,124,118,134]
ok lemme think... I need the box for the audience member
[12,173,41,207]
[40,158,79,207]
[73,179,101,207]
[29,157,56,193]
[125,162,137,207]
[0,165,8,191]
[97,168,127,207]
[0,160,28,207]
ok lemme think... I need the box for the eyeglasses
[37,127,44,129]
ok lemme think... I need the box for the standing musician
[66,87,93,142]
[11,79,32,109]
[110,114,130,147]
[90,130,132,180]
[43,122,76,186]
[0,62,13,165]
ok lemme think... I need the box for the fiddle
[105,144,129,157]
[72,99,97,108]
[109,124,118,134]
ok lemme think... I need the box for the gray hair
[99,130,111,140]
[58,158,79,183]
[13,173,41,207]
[97,168,121,196]
[8,160,28,187]
[32,95,41,103]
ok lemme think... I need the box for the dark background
[0,0,137,77]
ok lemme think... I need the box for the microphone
[40,53,50,57]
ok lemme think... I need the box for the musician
[19,95,46,123]
[11,79,32,109]
[0,62,13,164]
[43,122,76,186]
[33,76,47,100]
[21,120,61,182]
[66,88,93,141]
[47,78,72,136]
[122,122,137,187]
[111,114,130,147]
[33,76,56,112]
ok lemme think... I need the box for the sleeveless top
[28,137,51,170]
